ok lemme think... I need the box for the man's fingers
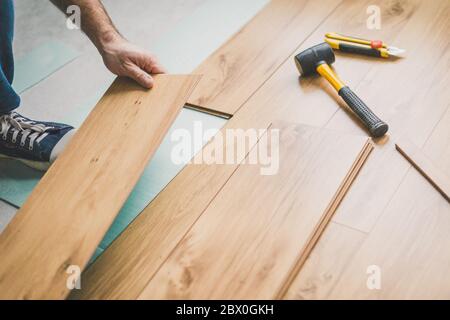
[149,61,167,74]
[123,51,165,88]
[141,53,166,75]
[127,65,154,89]
[126,64,154,88]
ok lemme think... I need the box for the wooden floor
[3,0,450,299]
[0,75,200,299]
[68,0,450,300]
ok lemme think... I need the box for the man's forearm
[50,0,165,88]
[50,0,121,52]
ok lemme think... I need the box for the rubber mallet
[294,42,388,137]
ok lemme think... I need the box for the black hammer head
[294,42,335,76]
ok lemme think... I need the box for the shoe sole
[0,154,50,172]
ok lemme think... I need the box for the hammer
[295,42,388,137]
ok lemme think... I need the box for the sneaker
[0,111,75,171]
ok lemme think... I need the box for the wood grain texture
[187,0,342,115]
[283,222,367,299]
[326,168,450,299]
[327,0,450,231]
[305,99,450,299]
[285,123,450,299]
[0,74,200,299]
[275,140,373,299]
[70,125,268,299]
[396,138,449,202]
[285,0,450,297]
[286,73,450,300]
[421,106,450,177]
[76,0,450,299]
[73,0,405,300]
[138,123,371,299]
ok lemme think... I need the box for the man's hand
[100,36,165,88]
[51,0,166,88]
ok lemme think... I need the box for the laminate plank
[74,0,416,299]
[326,168,450,299]
[0,74,200,299]
[138,122,371,299]
[422,106,450,178]
[326,0,450,231]
[186,0,342,116]
[283,222,367,299]
[70,125,268,299]
[285,101,450,300]
[341,108,450,299]
[78,0,450,299]
[396,138,450,202]
[275,141,373,299]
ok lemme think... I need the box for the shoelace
[0,112,54,151]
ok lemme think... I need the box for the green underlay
[13,41,79,93]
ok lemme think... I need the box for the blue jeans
[0,0,19,114]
